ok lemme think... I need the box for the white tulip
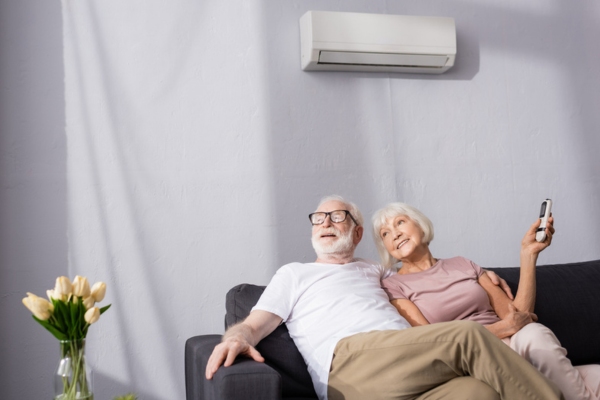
[22,292,54,320]
[48,287,66,302]
[47,289,59,301]
[84,307,100,324]
[90,282,107,302]
[82,296,95,310]
[54,276,72,299]
[72,276,91,298]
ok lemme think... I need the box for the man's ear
[353,225,364,245]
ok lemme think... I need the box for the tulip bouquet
[22,276,111,400]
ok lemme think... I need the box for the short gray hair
[316,195,364,227]
[371,202,434,268]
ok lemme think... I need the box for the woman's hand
[521,215,555,256]
[485,303,538,339]
[502,303,537,334]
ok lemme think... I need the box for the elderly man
[206,196,563,400]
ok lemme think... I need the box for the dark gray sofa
[185,259,600,400]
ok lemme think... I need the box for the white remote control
[535,199,552,242]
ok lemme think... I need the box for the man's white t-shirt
[252,259,411,400]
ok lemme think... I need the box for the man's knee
[445,320,489,337]
[416,376,500,400]
[455,377,500,400]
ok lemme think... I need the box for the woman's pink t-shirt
[381,256,500,325]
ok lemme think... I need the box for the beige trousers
[328,320,563,400]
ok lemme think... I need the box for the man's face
[310,200,361,256]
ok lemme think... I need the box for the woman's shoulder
[439,256,476,264]
[439,256,482,273]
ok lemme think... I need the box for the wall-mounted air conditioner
[300,11,456,74]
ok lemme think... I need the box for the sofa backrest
[489,259,600,366]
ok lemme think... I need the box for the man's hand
[205,310,282,380]
[485,270,514,300]
[205,333,265,379]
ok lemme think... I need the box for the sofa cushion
[226,284,318,399]
[489,259,600,366]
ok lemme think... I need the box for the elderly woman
[372,202,599,400]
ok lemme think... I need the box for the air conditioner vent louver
[318,51,449,68]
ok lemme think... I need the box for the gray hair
[316,195,364,227]
[371,202,434,268]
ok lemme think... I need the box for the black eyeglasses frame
[308,210,359,226]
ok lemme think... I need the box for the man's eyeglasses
[308,210,359,226]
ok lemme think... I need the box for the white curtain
[63,1,283,397]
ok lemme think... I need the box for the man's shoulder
[276,259,394,276]
[279,259,378,267]
[276,259,383,273]
[353,258,397,278]
[278,261,319,270]
[274,261,324,277]
[352,257,375,265]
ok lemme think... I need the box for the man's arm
[205,310,283,379]
[484,270,514,300]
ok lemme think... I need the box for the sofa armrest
[185,334,282,400]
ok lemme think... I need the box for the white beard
[311,226,355,257]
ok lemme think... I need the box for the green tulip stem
[58,339,90,400]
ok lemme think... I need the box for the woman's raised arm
[478,273,537,338]
[512,216,554,313]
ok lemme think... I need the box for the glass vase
[54,339,94,400]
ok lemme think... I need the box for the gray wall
[0,0,67,398]
[2,0,600,399]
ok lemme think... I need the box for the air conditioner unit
[300,11,456,74]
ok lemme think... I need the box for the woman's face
[379,214,426,261]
